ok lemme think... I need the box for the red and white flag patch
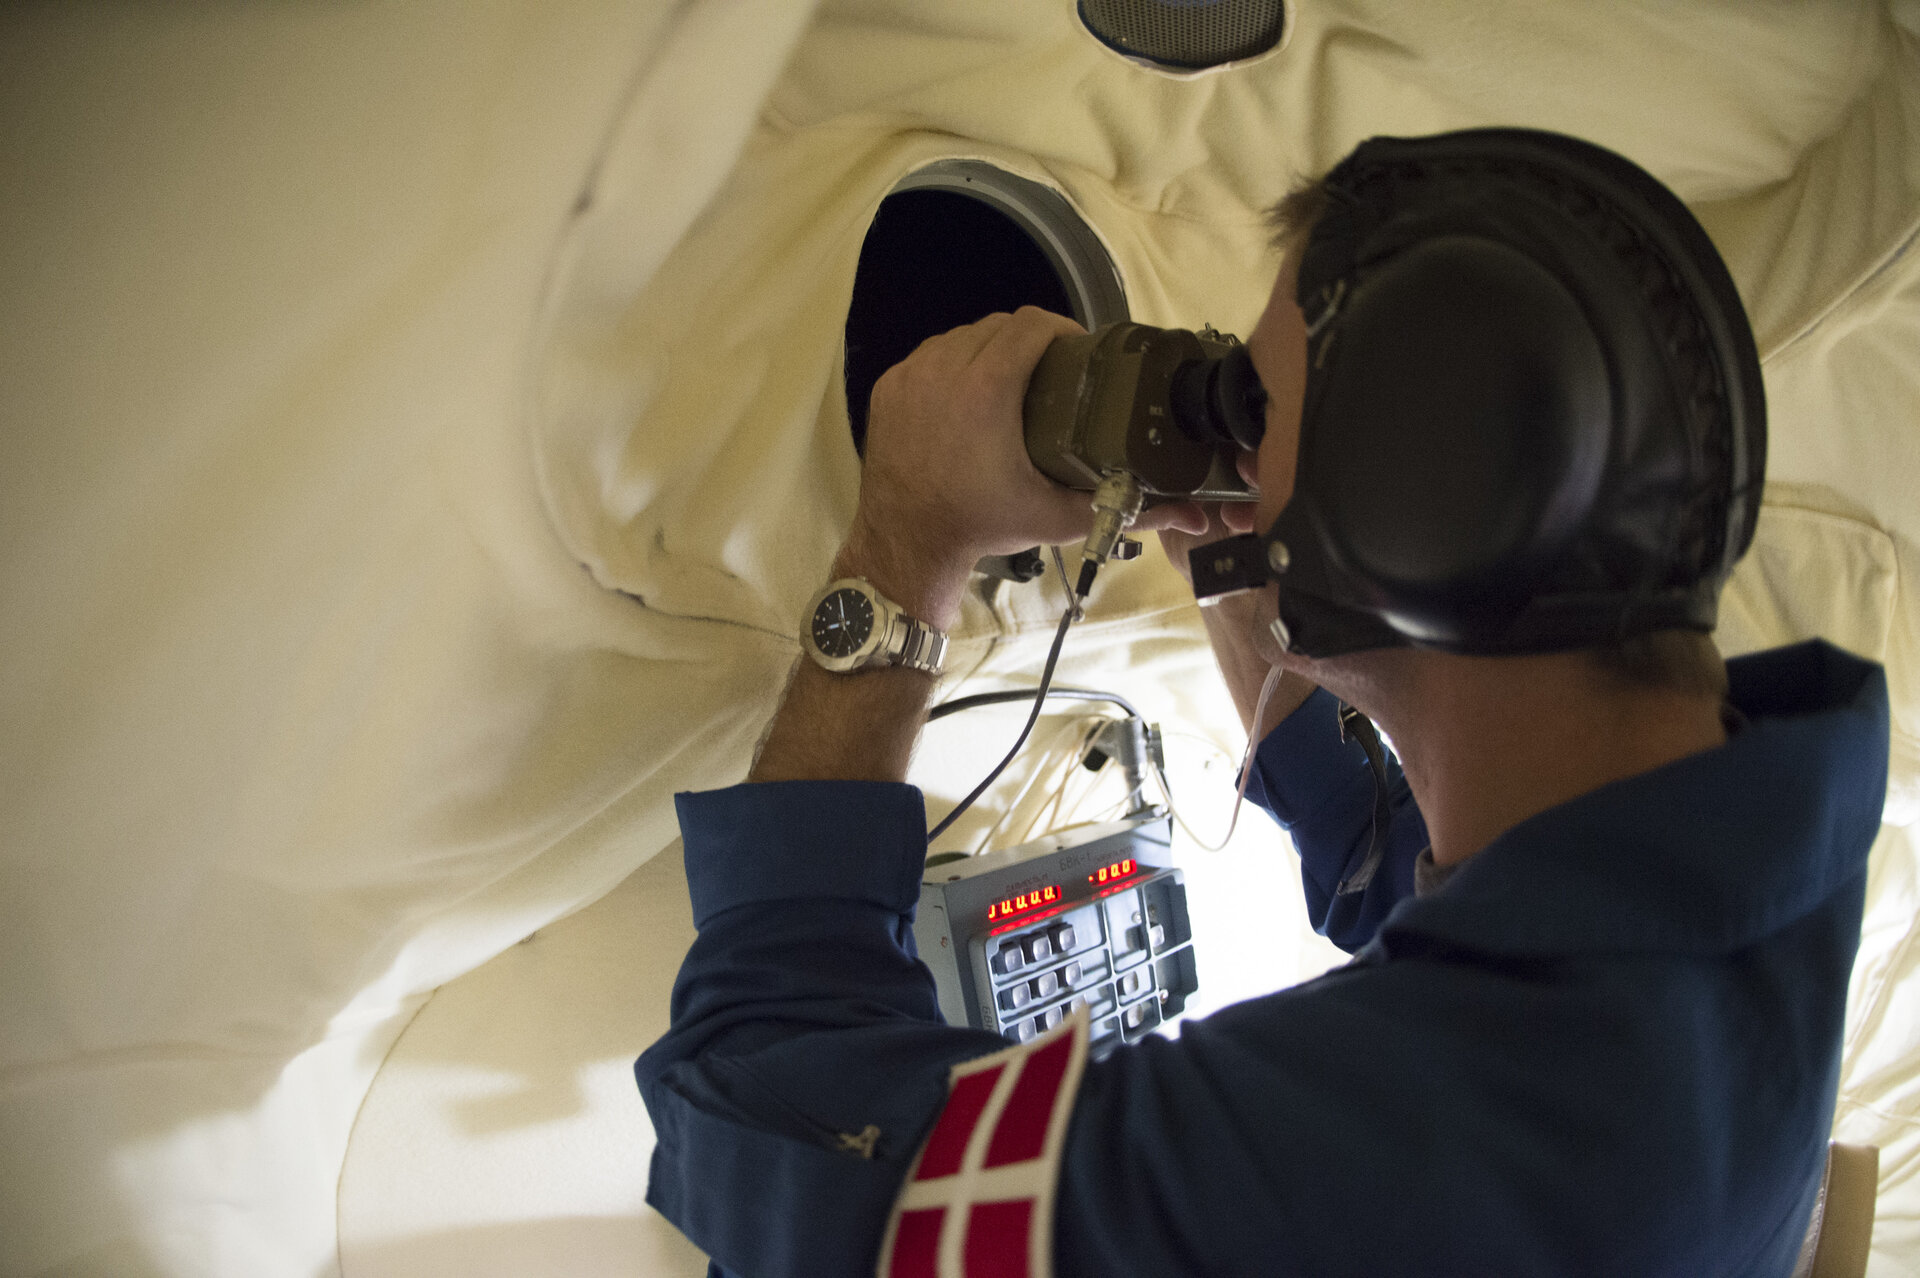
[875,1006,1090,1278]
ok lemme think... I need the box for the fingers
[907,306,1079,382]
[1134,500,1256,537]
[1223,452,1263,532]
[1134,501,1212,537]
[882,308,1078,419]
[1221,501,1259,534]
[873,308,1266,560]
[939,309,1016,370]
[973,306,1085,386]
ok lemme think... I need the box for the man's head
[1238,129,1764,699]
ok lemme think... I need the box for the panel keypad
[915,818,1198,1063]
[974,874,1196,1058]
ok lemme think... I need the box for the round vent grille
[1079,0,1287,71]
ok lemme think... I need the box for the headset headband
[1246,128,1766,658]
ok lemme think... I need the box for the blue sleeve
[1242,688,1429,951]
[636,781,1009,1278]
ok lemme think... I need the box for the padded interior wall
[3,1,1919,1275]
[0,3,821,1274]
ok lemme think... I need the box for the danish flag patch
[875,1006,1090,1278]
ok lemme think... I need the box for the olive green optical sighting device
[1023,321,1267,504]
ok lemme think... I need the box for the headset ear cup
[1278,128,1765,656]
[1304,238,1611,644]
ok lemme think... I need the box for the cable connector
[1081,471,1145,595]
[1087,715,1166,820]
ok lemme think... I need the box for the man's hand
[1155,454,1317,737]
[751,308,1207,786]
[847,307,1207,629]
[1155,450,1262,586]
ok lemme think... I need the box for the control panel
[915,815,1198,1060]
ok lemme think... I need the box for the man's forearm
[749,660,938,784]
[749,519,967,785]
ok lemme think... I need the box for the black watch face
[812,587,875,659]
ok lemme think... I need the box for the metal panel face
[918,816,1199,1058]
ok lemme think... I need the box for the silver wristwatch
[801,577,948,675]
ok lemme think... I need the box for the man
[638,130,1888,1275]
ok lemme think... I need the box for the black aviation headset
[1190,127,1768,660]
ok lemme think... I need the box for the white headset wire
[1152,662,1284,853]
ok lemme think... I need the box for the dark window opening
[844,190,1075,455]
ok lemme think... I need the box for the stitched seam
[1764,215,1920,363]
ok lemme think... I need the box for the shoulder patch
[876,1006,1090,1278]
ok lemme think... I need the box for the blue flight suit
[638,640,1888,1276]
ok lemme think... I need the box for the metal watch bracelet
[888,613,948,675]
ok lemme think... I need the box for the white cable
[1158,728,1241,771]
[1070,790,1137,829]
[1025,718,1107,842]
[1016,719,1107,846]
[1155,663,1284,853]
[973,715,1104,855]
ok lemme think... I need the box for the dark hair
[1265,176,1330,252]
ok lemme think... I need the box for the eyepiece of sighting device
[1169,345,1267,453]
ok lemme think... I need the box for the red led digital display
[986,884,1060,923]
[1089,857,1138,886]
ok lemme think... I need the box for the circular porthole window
[1079,0,1288,72]
[844,160,1128,455]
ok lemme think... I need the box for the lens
[1169,344,1267,452]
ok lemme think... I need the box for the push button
[999,983,1032,1011]
[1037,1006,1065,1032]
[1061,961,1082,988]
[992,943,1025,976]
[1118,969,1147,999]
[1022,932,1053,963]
[1049,923,1076,954]
[1030,970,1059,1000]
